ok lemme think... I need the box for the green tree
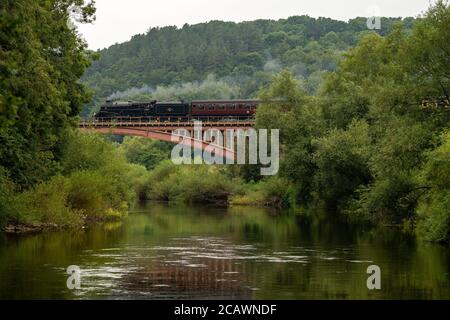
[257,70,323,202]
[416,131,450,243]
[120,136,172,170]
[312,119,371,209]
[0,0,96,189]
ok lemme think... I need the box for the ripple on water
[346,260,374,263]
[69,235,366,299]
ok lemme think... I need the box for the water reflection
[0,202,449,299]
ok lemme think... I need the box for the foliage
[4,131,147,228]
[351,118,433,223]
[0,0,96,189]
[231,177,295,208]
[256,70,323,203]
[416,132,450,243]
[144,160,233,204]
[312,119,371,209]
[60,130,118,174]
[81,15,416,116]
[61,131,146,209]
[65,170,128,219]
[13,176,83,228]
[252,1,450,242]
[0,168,15,228]
[13,170,130,228]
[119,136,172,170]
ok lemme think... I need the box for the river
[0,202,449,299]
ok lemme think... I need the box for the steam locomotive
[94,99,260,122]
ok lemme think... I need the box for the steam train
[94,99,260,122]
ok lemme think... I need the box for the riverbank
[3,223,61,234]
[2,212,125,235]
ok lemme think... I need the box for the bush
[417,190,450,243]
[62,130,146,207]
[416,131,450,243]
[11,167,136,228]
[65,171,128,220]
[0,168,15,228]
[14,176,83,228]
[143,160,179,200]
[345,118,433,223]
[120,136,171,170]
[144,161,234,204]
[231,176,295,208]
[4,132,149,228]
[346,174,417,224]
[124,163,152,200]
[312,119,371,209]
[173,166,233,203]
[60,131,120,175]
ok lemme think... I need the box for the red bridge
[79,117,255,160]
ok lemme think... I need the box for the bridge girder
[79,120,255,162]
[79,126,246,161]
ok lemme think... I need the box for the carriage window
[197,106,205,110]
[227,105,235,110]
[208,105,215,110]
[218,104,225,110]
[245,104,251,110]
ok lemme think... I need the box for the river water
[0,202,449,299]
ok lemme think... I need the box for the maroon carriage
[190,99,259,121]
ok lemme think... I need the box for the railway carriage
[190,99,258,121]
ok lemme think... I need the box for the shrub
[417,190,450,243]
[416,131,450,243]
[231,176,295,208]
[60,131,119,175]
[124,163,152,200]
[4,131,148,228]
[172,166,233,203]
[144,160,179,200]
[120,136,171,170]
[346,174,417,224]
[312,119,371,209]
[66,171,127,219]
[0,168,15,228]
[144,161,234,204]
[11,168,135,228]
[14,176,83,228]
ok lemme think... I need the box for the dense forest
[81,15,417,116]
[0,0,449,244]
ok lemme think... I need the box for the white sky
[76,0,433,50]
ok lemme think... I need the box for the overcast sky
[76,0,433,50]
